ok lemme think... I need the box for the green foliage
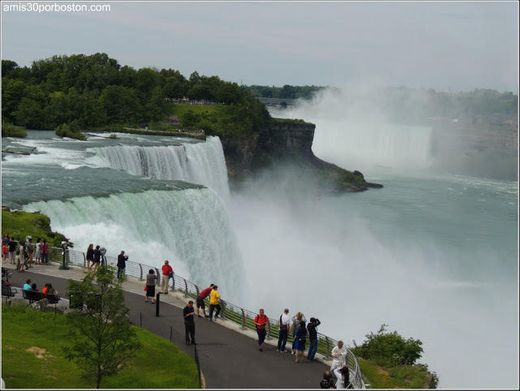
[2,53,271,136]
[2,304,199,389]
[171,102,270,137]
[2,121,27,138]
[1,209,66,246]
[244,84,324,100]
[65,266,141,388]
[55,122,86,140]
[352,324,423,367]
[358,358,438,389]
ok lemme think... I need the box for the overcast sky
[2,1,518,92]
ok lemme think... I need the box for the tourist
[330,340,347,371]
[291,311,306,354]
[254,308,269,352]
[183,300,197,345]
[160,260,173,294]
[196,283,214,318]
[92,245,101,271]
[8,237,17,265]
[307,317,321,360]
[145,269,157,303]
[277,308,291,352]
[2,241,8,261]
[86,243,94,271]
[16,240,25,272]
[34,238,42,264]
[320,370,337,389]
[117,250,128,280]
[30,282,38,292]
[294,319,307,363]
[25,236,34,268]
[333,365,352,389]
[41,240,49,264]
[23,279,32,291]
[208,285,221,321]
[46,283,57,296]
[99,247,107,266]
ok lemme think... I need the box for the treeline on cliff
[244,84,324,100]
[1,54,270,136]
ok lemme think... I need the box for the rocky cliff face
[221,119,382,192]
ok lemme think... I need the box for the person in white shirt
[277,308,291,352]
[330,340,347,371]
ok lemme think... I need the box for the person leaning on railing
[160,260,173,294]
[196,283,214,318]
[208,285,221,321]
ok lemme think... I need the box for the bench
[2,284,18,302]
[22,289,43,303]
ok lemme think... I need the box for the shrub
[352,324,424,367]
[55,122,86,140]
[2,121,27,138]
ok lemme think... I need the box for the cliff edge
[221,118,383,192]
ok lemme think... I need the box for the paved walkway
[4,263,328,388]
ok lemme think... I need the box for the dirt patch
[26,346,47,359]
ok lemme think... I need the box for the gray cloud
[2,2,517,91]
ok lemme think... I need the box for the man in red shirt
[254,308,269,352]
[196,283,214,318]
[160,260,173,294]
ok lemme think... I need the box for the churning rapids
[2,123,518,387]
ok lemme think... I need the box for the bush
[55,122,86,140]
[352,324,424,367]
[2,121,27,138]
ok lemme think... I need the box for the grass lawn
[168,103,221,118]
[1,210,65,247]
[2,305,199,389]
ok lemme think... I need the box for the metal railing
[49,247,364,388]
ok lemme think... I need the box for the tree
[352,324,424,367]
[64,266,141,388]
[100,85,139,123]
[2,60,18,77]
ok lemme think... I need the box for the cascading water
[24,188,243,300]
[312,120,433,173]
[88,136,230,198]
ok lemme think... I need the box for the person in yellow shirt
[209,285,221,321]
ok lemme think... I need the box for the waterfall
[312,120,433,173]
[88,136,230,198]
[24,188,243,300]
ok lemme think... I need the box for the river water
[2,124,518,387]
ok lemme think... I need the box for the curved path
[6,265,327,388]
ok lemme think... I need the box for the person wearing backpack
[277,308,291,352]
